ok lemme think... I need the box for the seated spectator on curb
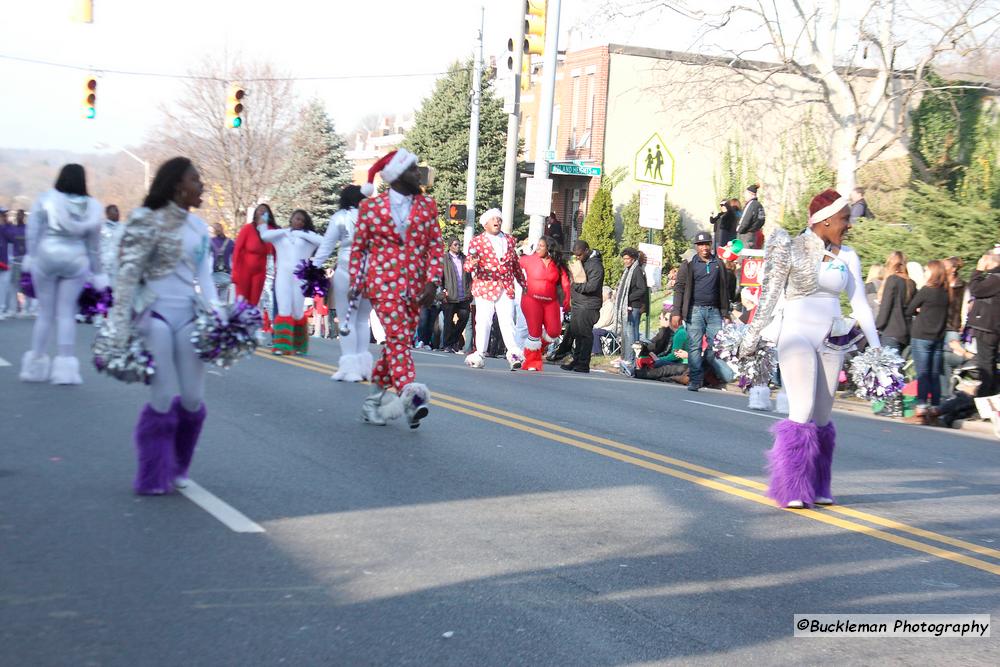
[591,285,618,355]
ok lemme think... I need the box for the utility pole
[464,7,485,251]
[527,0,561,246]
[500,5,527,234]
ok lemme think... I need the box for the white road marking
[0,356,10,367]
[177,480,265,533]
[684,399,783,421]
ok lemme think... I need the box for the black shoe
[559,362,575,371]
[572,365,590,373]
[687,383,701,392]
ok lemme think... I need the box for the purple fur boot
[766,419,820,507]
[173,398,206,485]
[814,421,836,502]
[133,404,180,495]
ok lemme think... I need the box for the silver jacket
[107,204,188,341]
[742,227,879,353]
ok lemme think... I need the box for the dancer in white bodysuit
[259,209,323,355]
[20,164,106,385]
[740,189,880,509]
[313,185,373,382]
[106,157,220,495]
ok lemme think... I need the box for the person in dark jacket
[710,198,740,248]
[544,212,565,250]
[736,184,765,249]
[905,260,951,423]
[941,256,968,394]
[440,237,473,353]
[559,240,604,373]
[968,252,1000,397]
[616,247,649,366]
[875,250,916,352]
[671,231,733,391]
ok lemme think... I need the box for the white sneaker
[464,352,485,369]
[785,500,805,509]
[19,351,51,382]
[814,496,834,506]
[174,476,192,489]
[507,352,523,371]
[50,356,82,385]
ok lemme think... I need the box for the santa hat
[808,188,849,226]
[362,149,419,197]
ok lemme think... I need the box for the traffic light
[226,82,245,129]
[447,203,467,221]
[72,0,93,23]
[524,0,547,56]
[83,76,97,119]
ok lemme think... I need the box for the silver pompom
[714,322,777,389]
[190,299,263,368]
[92,319,156,385]
[849,346,906,400]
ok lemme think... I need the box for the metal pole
[646,227,653,339]
[119,147,151,192]
[464,7,484,251]
[527,0,561,246]
[500,3,527,234]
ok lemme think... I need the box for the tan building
[518,43,906,242]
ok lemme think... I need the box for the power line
[0,53,461,82]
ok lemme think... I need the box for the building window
[585,74,595,133]
[570,75,580,149]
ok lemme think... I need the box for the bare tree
[602,0,1000,191]
[153,55,296,227]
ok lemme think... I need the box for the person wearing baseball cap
[737,184,766,249]
[670,230,734,391]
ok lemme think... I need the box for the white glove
[91,272,110,291]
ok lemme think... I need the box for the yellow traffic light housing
[524,0,546,55]
[226,83,245,129]
[83,76,97,119]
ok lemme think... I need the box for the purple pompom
[294,260,330,300]
[19,271,35,298]
[191,298,263,368]
[78,283,114,323]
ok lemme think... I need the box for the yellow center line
[253,351,1000,574]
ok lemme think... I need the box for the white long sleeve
[314,217,346,265]
[843,247,880,348]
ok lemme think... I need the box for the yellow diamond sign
[634,133,675,186]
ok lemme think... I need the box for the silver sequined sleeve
[740,228,792,356]
[107,208,158,344]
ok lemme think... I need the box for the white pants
[332,268,372,357]
[0,270,11,315]
[777,295,844,426]
[274,271,305,319]
[29,269,87,357]
[140,296,205,414]
[474,293,522,357]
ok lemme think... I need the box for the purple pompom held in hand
[294,259,330,300]
[849,346,906,400]
[19,271,35,298]
[191,298,263,368]
[78,283,114,323]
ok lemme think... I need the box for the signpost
[524,177,554,217]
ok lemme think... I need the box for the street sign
[638,242,663,290]
[524,177,554,217]
[544,150,556,161]
[639,184,666,230]
[550,163,602,177]
[634,133,675,186]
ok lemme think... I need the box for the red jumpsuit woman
[232,204,276,328]
[519,236,571,372]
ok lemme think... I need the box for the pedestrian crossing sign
[634,133,674,186]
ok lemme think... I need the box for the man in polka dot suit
[350,149,443,428]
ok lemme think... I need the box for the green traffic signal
[86,107,96,119]
[232,117,242,128]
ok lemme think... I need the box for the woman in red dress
[519,235,571,371]
[231,204,277,307]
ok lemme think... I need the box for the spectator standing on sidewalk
[558,240,604,373]
[905,260,950,424]
[440,237,472,353]
[941,256,968,394]
[672,231,733,391]
[736,184,765,249]
[875,250,915,353]
[848,187,874,224]
[968,252,1000,397]
[616,247,649,369]
[209,222,235,305]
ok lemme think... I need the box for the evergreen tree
[581,187,619,284]
[619,190,688,273]
[958,103,1000,208]
[270,99,351,231]
[404,60,509,237]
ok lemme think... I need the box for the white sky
[0,0,974,154]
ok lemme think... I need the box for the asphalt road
[1,317,997,666]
